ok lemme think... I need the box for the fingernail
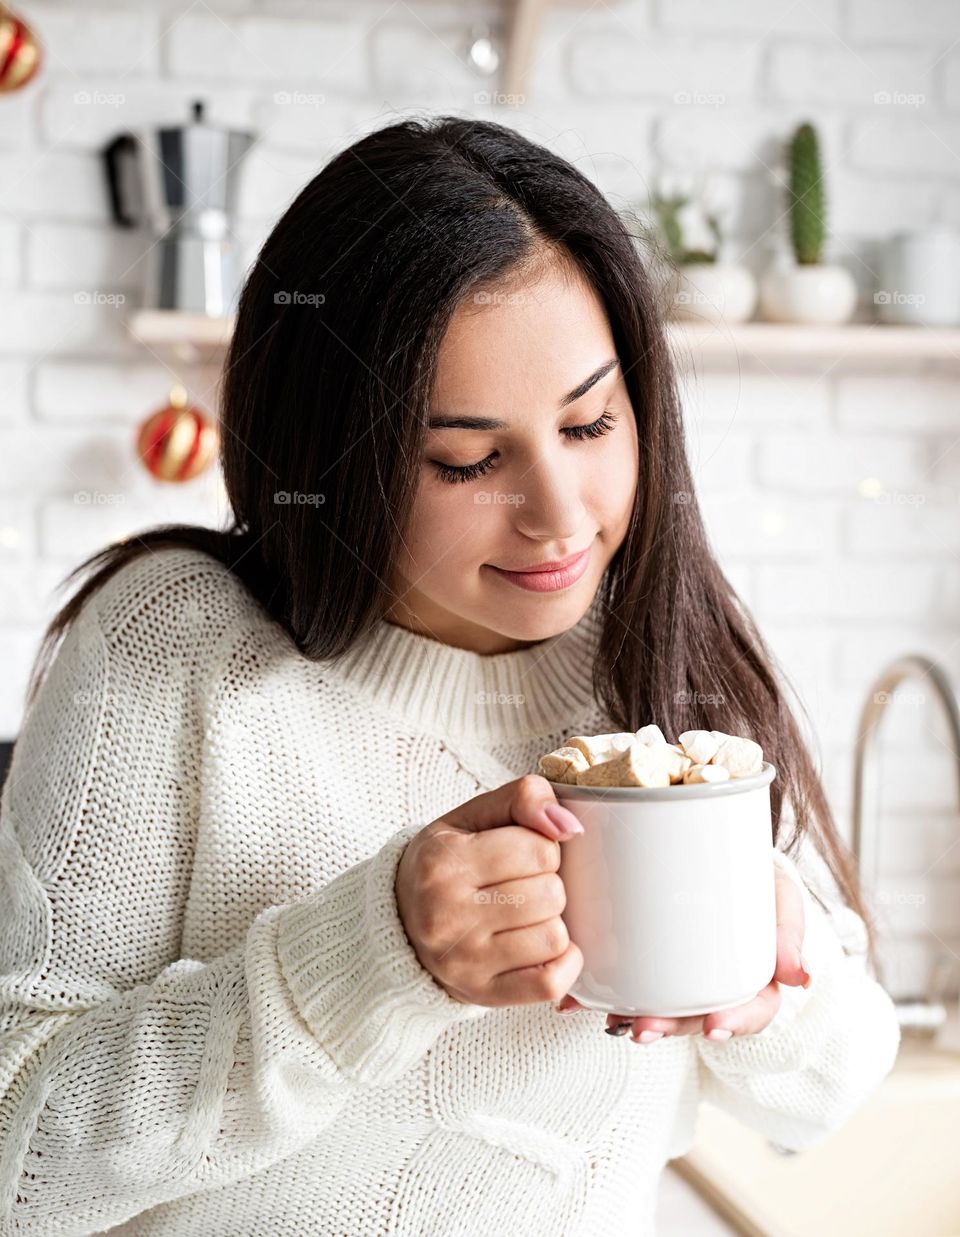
[544,804,583,836]
[799,951,812,987]
[705,1028,733,1041]
[554,1001,577,1015]
[635,1030,664,1044]
[605,1020,632,1036]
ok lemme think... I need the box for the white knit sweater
[0,547,900,1236]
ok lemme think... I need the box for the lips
[496,548,592,574]
[488,544,594,593]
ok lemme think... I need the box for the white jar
[552,763,778,1016]
[668,262,758,324]
[877,229,960,326]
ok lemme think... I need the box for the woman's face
[386,258,639,654]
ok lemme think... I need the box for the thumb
[773,865,811,988]
[444,774,584,842]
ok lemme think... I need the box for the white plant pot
[668,263,758,324]
[758,264,857,325]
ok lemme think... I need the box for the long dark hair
[26,114,879,974]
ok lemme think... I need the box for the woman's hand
[555,861,811,1043]
[396,774,586,1008]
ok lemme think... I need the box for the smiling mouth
[492,547,592,574]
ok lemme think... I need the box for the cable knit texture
[0,547,901,1235]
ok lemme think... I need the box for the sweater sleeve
[694,838,901,1152]
[0,555,487,1235]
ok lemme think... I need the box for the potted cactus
[759,121,856,324]
[645,184,757,325]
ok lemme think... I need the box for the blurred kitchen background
[1,1,960,1232]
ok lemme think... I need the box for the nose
[513,454,586,542]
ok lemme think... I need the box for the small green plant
[648,191,722,265]
[787,121,825,265]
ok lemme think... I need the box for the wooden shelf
[127,310,234,364]
[127,310,960,369]
[668,320,960,366]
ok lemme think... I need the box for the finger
[702,980,782,1038]
[444,774,584,842]
[466,824,563,886]
[554,993,584,1014]
[773,866,810,988]
[489,940,584,1007]
[420,825,559,901]
[604,1013,704,1038]
[490,917,570,975]
[471,872,566,932]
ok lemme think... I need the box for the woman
[0,115,899,1235]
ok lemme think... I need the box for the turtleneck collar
[319,591,606,743]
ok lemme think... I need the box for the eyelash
[431,409,618,485]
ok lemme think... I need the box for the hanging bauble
[136,385,219,482]
[0,6,42,93]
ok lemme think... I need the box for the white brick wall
[1,0,958,997]
[165,15,368,88]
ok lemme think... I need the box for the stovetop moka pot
[103,100,255,317]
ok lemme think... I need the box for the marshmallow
[710,735,763,779]
[635,726,690,779]
[683,763,731,784]
[678,729,723,765]
[576,740,674,788]
[665,744,693,783]
[542,726,763,789]
[538,745,590,784]
[565,732,637,766]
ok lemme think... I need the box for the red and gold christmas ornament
[136,385,219,482]
[0,5,41,94]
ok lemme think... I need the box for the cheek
[399,479,501,577]
[588,433,638,525]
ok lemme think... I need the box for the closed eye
[430,409,619,484]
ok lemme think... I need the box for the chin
[479,589,595,644]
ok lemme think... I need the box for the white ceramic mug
[550,762,778,1017]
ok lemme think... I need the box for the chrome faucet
[767,654,960,1160]
[851,653,960,1033]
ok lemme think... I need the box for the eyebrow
[427,357,619,430]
